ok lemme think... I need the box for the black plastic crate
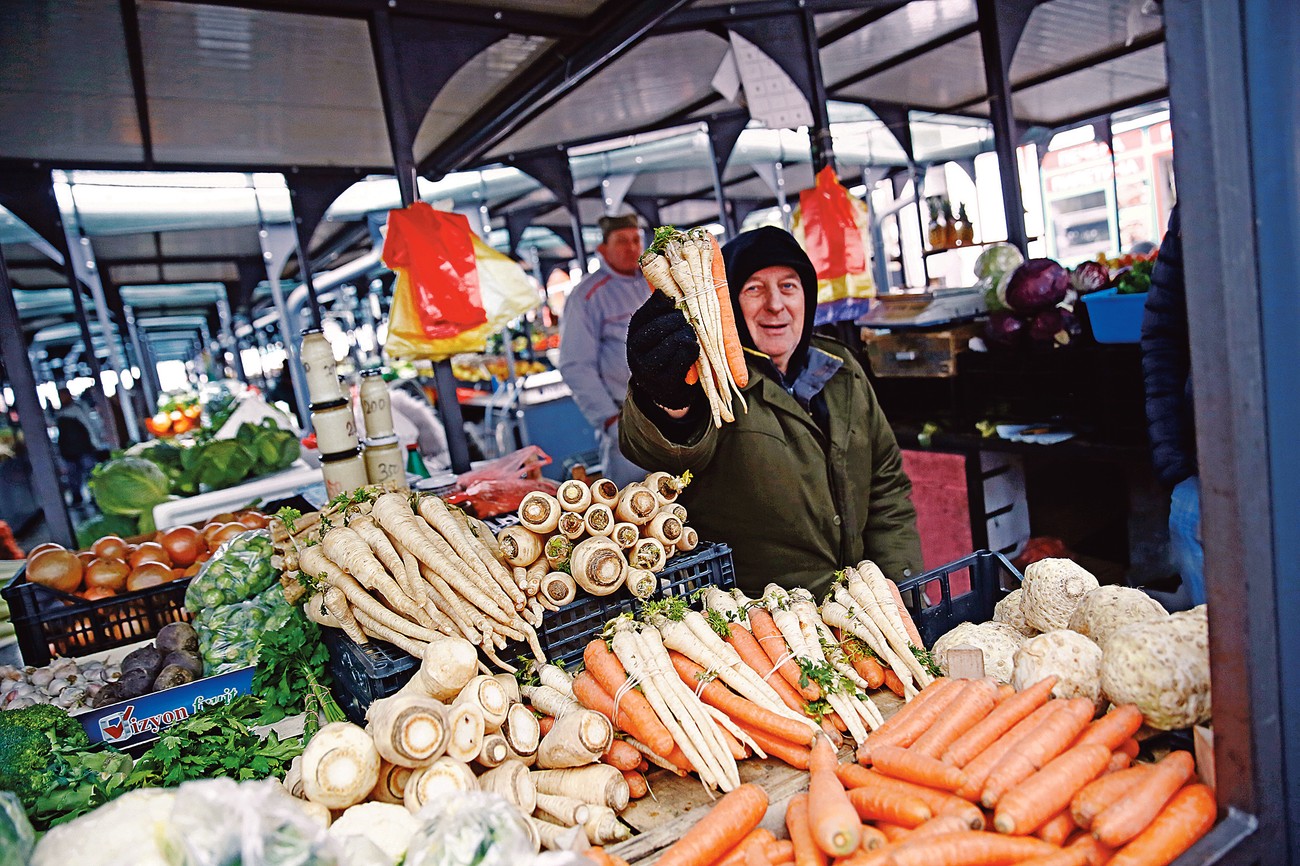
[2,567,193,666]
[324,541,736,719]
[322,627,419,725]
[893,549,1022,648]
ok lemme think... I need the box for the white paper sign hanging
[726,32,813,130]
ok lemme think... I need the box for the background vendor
[619,226,921,597]
[558,213,653,486]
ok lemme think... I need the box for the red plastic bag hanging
[382,203,488,340]
[798,166,866,281]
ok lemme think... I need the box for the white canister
[321,449,368,500]
[363,437,406,488]
[359,370,395,439]
[311,399,358,454]
[301,328,342,405]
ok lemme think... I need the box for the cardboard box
[863,323,982,378]
[74,666,255,748]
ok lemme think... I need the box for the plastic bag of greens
[404,792,533,866]
[195,584,293,673]
[160,778,340,866]
[186,530,276,612]
[0,790,35,865]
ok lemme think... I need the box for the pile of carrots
[647,675,1217,866]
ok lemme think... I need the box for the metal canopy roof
[0,0,1167,344]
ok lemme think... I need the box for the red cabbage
[1029,307,1083,347]
[1005,258,1070,314]
[985,311,1028,348]
[1070,260,1109,295]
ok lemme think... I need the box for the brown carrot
[739,723,812,770]
[749,608,820,700]
[786,794,829,866]
[870,745,966,793]
[943,676,1058,768]
[1107,751,1133,773]
[994,683,1016,703]
[705,233,749,389]
[730,623,812,716]
[883,831,1058,866]
[857,678,962,765]
[1035,810,1077,847]
[882,670,906,698]
[955,701,1063,802]
[623,770,649,799]
[1063,832,1113,866]
[1070,764,1156,829]
[1105,783,1216,866]
[1091,751,1196,848]
[857,825,888,852]
[992,743,1112,835]
[909,678,998,759]
[675,652,819,745]
[1117,738,1140,760]
[980,698,1096,808]
[655,783,769,866]
[1073,704,1143,751]
[809,738,863,856]
[874,823,911,843]
[837,766,984,830]
[582,640,675,755]
[844,785,932,828]
[603,738,642,772]
[538,716,555,736]
[1013,849,1090,866]
[715,829,776,866]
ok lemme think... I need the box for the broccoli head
[0,705,90,805]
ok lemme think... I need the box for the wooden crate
[862,322,982,378]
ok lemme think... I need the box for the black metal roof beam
[103,254,244,267]
[419,0,693,179]
[119,0,154,166]
[827,21,978,93]
[153,0,582,39]
[654,0,907,35]
[816,2,910,48]
[939,30,1166,114]
[0,156,394,176]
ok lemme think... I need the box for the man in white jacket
[558,214,652,486]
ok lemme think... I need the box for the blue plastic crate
[1081,287,1146,344]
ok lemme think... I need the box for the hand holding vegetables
[626,290,702,411]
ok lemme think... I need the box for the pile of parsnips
[497,472,698,606]
[275,487,548,671]
[285,633,636,853]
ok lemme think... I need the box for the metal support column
[0,248,75,545]
[975,0,1034,254]
[507,149,589,268]
[704,113,750,240]
[801,9,835,174]
[121,303,159,408]
[257,219,312,431]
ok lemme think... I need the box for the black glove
[627,291,700,410]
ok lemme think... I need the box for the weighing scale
[857,286,988,330]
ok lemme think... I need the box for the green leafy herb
[26,743,134,829]
[804,698,833,723]
[840,636,876,662]
[276,506,303,535]
[704,608,733,639]
[515,659,540,687]
[126,696,302,790]
[796,658,842,694]
[252,608,347,737]
[911,645,942,679]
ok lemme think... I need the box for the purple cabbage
[985,311,1028,348]
[1070,260,1110,295]
[1029,307,1084,347]
[1004,258,1070,314]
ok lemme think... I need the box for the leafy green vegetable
[276,506,303,535]
[185,531,277,612]
[126,696,302,789]
[194,584,294,673]
[26,745,134,829]
[75,513,142,549]
[0,791,34,863]
[1116,258,1155,294]
[911,645,942,679]
[88,456,171,517]
[252,608,347,737]
[0,705,91,806]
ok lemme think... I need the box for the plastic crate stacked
[1,570,192,666]
[325,540,735,723]
[892,549,1022,647]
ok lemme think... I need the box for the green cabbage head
[88,456,171,517]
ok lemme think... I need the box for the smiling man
[619,226,920,596]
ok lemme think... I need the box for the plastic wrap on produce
[0,791,34,865]
[186,529,277,612]
[405,792,533,866]
[160,778,339,866]
[195,584,292,673]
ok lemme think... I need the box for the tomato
[129,541,171,569]
[183,404,202,419]
[159,525,203,567]
[85,558,130,592]
[149,413,172,435]
[127,561,173,591]
[27,549,83,593]
[91,535,130,561]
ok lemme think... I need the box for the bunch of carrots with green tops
[276,486,548,672]
[642,678,1215,866]
[640,227,749,428]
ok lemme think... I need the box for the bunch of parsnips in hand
[639,227,749,427]
[276,487,548,672]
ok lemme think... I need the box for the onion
[27,549,83,594]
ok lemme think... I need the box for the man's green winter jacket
[620,337,921,598]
